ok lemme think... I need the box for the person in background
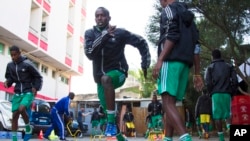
[195,90,212,139]
[144,113,152,138]
[152,0,204,140]
[123,107,135,137]
[147,94,163,130]
[84,6,151,141]
[185,107,194,136]
[91,107,100,136]
[43,92,75,141]
[77,107,90,137]
[98,105,107,133]
[195,116,203,139]
[4,45,43,141]
[204,49,238,141]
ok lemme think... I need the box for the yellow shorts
[126,122,135,129]
[200,114,210,123]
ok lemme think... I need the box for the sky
[71,0,156,94]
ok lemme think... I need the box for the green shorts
[151,114,163,128]
[92,120,99,127]
[97,70,126,110]
[196,117,200,126]
[147,122,153,129]
[99,118,107,125]
[12,92,34,112]
[157,61,190,101]
[212,93,231,120]
[186,122,192,128]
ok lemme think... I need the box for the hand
[142,68,147,79]
[152,60,163,79]
[108,25,116,36]
[4,81,8,88]
[193,75,204,92]
[32,88,37,96]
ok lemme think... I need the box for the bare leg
[12,111,20,131]
[19,105,30,124]
[161,93,187,135]
[215,120,223,132]
[101,76,115,111]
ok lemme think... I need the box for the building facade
[0,0,87,100]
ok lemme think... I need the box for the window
[41,22,46,32]
[5,93,13,101]
[0,42,5,55]
[41,64,48,74]
[60,75,69,84]
[29,58,39,69]
[52,70,56,78]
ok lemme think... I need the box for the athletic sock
[218,132,225,141]
[116,133,126,141]
[107,110,116,123]
[25,123,32,133]
[179,133,192,141]
[226,123,230,131]
[198,131,202,137]
[12,132,17,141]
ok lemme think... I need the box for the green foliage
[123,86,140,94]
[128,66,157,98]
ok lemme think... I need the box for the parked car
[0,100,26,132]
[30,99,52,135]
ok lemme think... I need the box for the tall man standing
[4,45,43,141]
[84,7,151,141]
[204,49,238,141]
[152,0,204,141]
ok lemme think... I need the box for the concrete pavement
[2,136,229,141]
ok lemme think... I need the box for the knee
[18,105,26,113]
[101,76,112,85]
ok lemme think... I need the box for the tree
[146,0,250,93]
[128,65,157,98]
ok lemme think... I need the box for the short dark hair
[9,45,20,53]
[96,7,110,17]
[212,49,221,59]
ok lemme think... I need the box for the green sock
[145,130,149,138]
[179,133,192,141]
[107,110,115,123]
[198,131,202,136]
[12,132,17,141]
[163,137,173,141]
[25,123,31,133]
[226,124,230,130]
[116,133,126,141]
[218,132,225,141]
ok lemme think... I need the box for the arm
[4,64,14,88]
[64,98,70,116]
[123,30,151,78]
[194,97,200,118]
[230,65,238,95]
[27,61,43,95]
[204,67,213,95]
[153,40,175,79]
[82,112,90,116]
[193,53,204,92]
[153,6,179,79]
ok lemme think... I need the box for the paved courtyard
[2,135,229,141]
